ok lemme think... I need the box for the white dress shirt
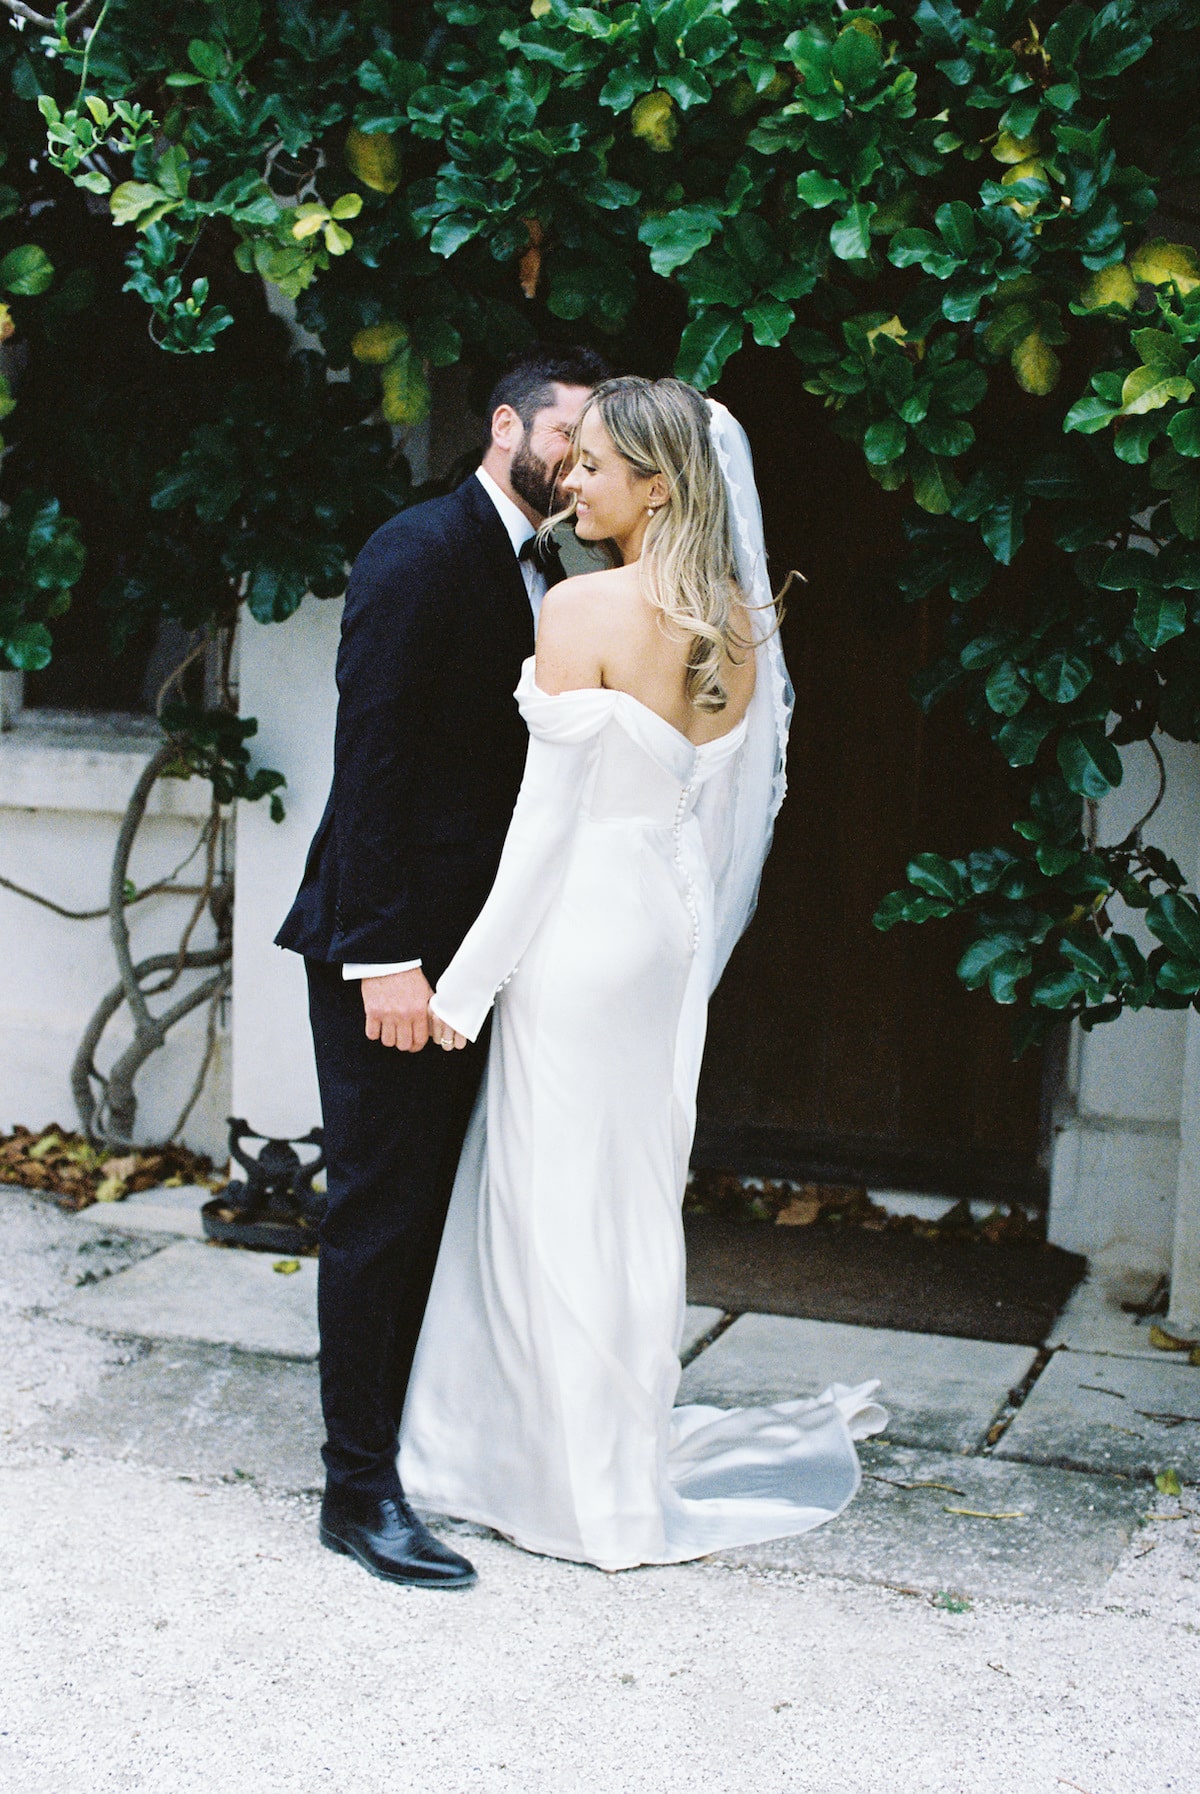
[343,468,547,981]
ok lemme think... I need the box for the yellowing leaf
[1012,331,1060,395]
[0,303,14,343]
[1001,158,1045,219]
[379,347,431,427]
[993,130,1039,164]
[323,221,353,256]
[162,1174,184,1188]
[345,128,402,195]
[27,1133,63,1162]
[531,0,551,13]
[1130,238,1200,296]
[1155,1468,1183,1497]
[329,192,363,221]
[1080,263,1137,311]
[1120,364,1194,415]
[273,1258,301,1275]
[866,314,907,348]
[351,321,409,364]
[94,1176,127,1203]
[291,207,329,241]
[631,91,677,154]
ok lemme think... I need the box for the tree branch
[1,0,97,29]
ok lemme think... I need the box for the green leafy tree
[4,0,1200,1054]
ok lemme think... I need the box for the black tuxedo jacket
[276,476,546,985]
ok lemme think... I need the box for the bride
[401,376,885,1571]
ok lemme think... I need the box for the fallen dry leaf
[102,1154,140,1181]
[93,1176,127,1203]
[1155,1468,1183,1497]
[775,1196,820,1226]
[518,217,544,299]
[1149,1323,1197,1353]
[943,1506,1027,1520]
[273,1258,301,1275]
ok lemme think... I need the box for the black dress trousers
[306,961,489,1499]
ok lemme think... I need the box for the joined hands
[360,967,466,1051]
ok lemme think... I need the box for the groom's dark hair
[484,345,613,446]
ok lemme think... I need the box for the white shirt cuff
[341,959,422,979]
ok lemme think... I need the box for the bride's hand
[427,1002,468,1052]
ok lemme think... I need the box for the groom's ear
[489,402,523,452]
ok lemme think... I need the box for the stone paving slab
[52,1239,319,1359]
[680,1305,724,1360]
[1046,1272,1176,1362]
[19,1349,1153,1612]
[71,1185,209,1241]
[994,1346,1200,1482]
[677,1312,1037,1454]
[23,1339,323,1492]
[719,1438,1152,1611]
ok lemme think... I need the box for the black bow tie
[519,534,554,573]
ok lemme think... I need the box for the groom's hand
[362,968,433,1052]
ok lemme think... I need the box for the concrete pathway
[4,1186,1199,1793]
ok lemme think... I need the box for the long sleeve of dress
[430,716,604,1043]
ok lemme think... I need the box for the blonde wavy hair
[542,374,750,714]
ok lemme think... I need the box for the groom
[277,345,609,1588]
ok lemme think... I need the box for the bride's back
[538,563,756,747]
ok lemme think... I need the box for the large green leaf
[795,170,845,209]
[863,417,907,465]
[1133,589,1187,651]
[829,203,875,261]
[1167,409,1200,457]
[906,853,965,903]
[958,934,1026,989]
[1147,893,1200,964]
[0,243,53,296]
[985,660,1029,715]
[638,206,720,276]
[831,23,882,91]
[1032,649,1092,704]
[675,311,744,389]
[1057,724,1122,797]
[3,620,53,670]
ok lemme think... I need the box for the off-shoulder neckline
[524,662,749,754]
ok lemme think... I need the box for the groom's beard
[509,437,564,521]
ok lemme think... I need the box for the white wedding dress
[398,405,885,1571]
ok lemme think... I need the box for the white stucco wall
[229,597,341,1142]
[1048,734,1200,1305]
[0,716,230,1158]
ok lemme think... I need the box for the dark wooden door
[696,348,1047,1203]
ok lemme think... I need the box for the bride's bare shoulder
[535,570,629,692]
[543,565,638,616]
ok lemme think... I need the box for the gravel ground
[2,1188,1198,1794]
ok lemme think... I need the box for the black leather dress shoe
[319,1491,477,1589]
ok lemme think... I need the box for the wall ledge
[0,712,212,819]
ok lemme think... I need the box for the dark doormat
[684,1213,1087,1346]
